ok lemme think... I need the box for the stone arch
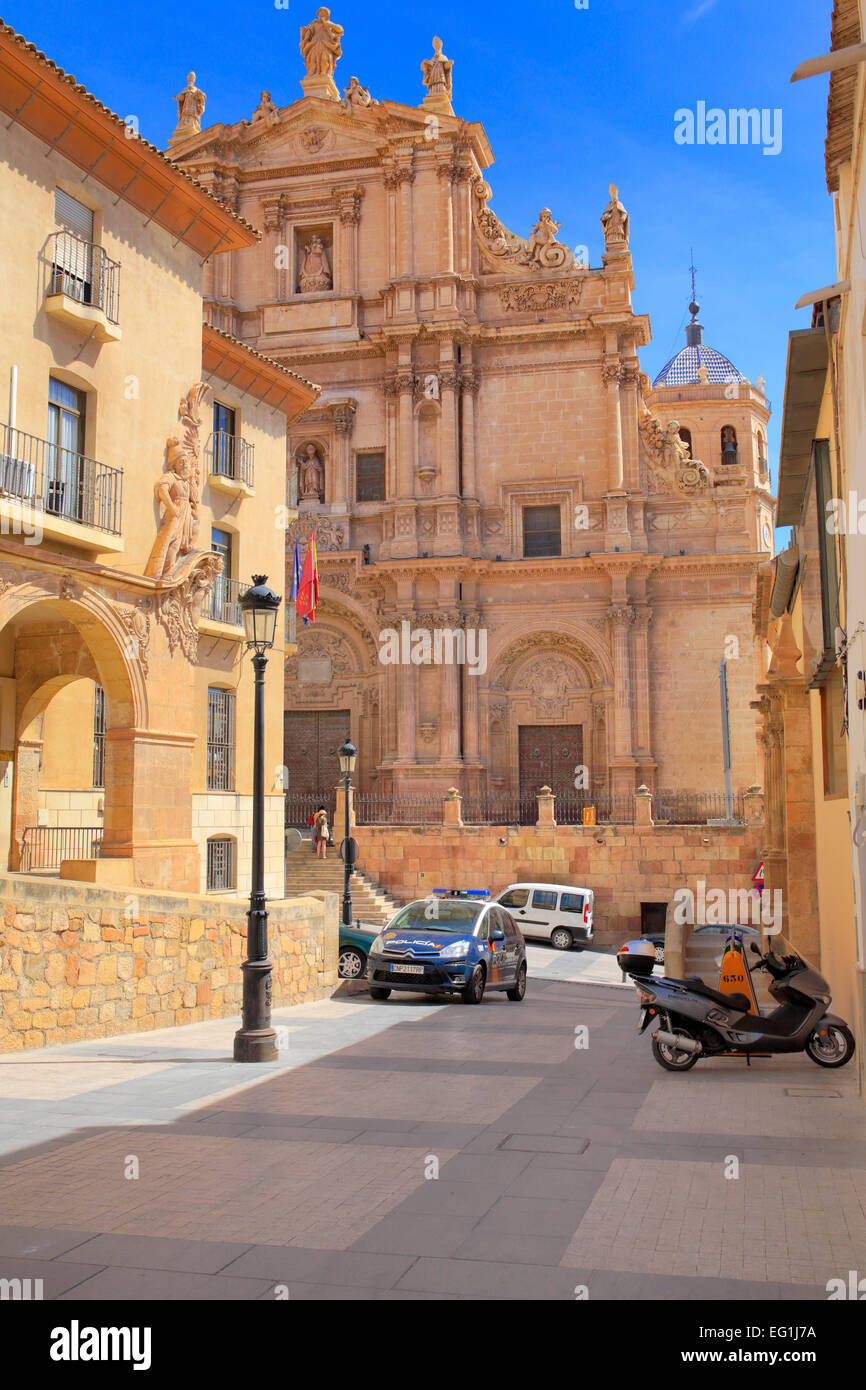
[487,624,613,691]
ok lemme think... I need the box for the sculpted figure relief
[297,234,332,293]
[518,208,570,269]
[297,443,325,501]
[601,183,629,248]
[172,73,206,139]
[250,90,279,124]
[145,384,209,579]
[341,75,374,109]
[300,7,343,77]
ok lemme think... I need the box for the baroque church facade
[171,12,774,808]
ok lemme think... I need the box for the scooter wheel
[651,1030,700,1072]
[805,1024,856,1068]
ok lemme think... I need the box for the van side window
[560,893,585,914]
[531,890,558,909]
[499,888,529,908]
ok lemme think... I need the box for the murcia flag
[296,531,319,626]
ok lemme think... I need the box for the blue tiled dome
[653,343,747,388]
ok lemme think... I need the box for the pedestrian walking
[313,807,331,859]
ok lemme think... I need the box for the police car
[365,890,527,1005]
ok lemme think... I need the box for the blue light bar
[432,888,491,898]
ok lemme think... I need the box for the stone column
[99,727,199,891]
[607,604,636,795]
[337,189,362,292]
[395,617,417,765]
[395,166,415,279]
[634,783,653,826]
[437,158,455,274]
[602,360,625,494]
[396,371,416,499]
[536,785,556,826]
[444,787,463,827]
[262,198,285,302]
[438,362,460,498]
[462,610,481,766]
[453,166,473,274]
[460,366,479,500]
[439,627,461,762]
[630,608,652,759]
[333,402,356,507]
[9,736,42,871]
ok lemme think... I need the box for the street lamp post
[339,739,357,927]
[234,575,281,1064]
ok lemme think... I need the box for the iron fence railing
[20,825,102,872]
[555,790,636,825]
[0,421,123,535]
[206,431,255,489]
[47,230,121,324]
[651,788,745,824]
[354,792,444,826]
[284,791,337,831]
[461,793,538,826]
[206,575,249,628]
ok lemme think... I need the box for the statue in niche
[341,76,374,109]
[250,90,279,124]
[172,72,206,139]
[421,36,453,102]
[297,443,325,502]
[299,7,343,77]
[298,233,332,293]
[600,183,629,248]
[146,384,210,578]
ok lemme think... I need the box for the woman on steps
[313,808,331,860]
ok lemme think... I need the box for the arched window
[678,427,693,459]
[720,425,738,465]
[756,430,768,476]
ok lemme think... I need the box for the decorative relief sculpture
[499,281,583,312]
[171,73,206,141]
[296,443,325,501]
[154,553,222,662]
[287,512,346,551]
[249,91,279,125]
[421,36,453,109]
[600,183,629,249]
[472,179,579,276]
[298,126,329,153]
[297,234,332,293]
[118,599,152,676]
[145,384,209,579]
[299,7,343,78]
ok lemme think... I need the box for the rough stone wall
[356,823,764,947]
[0,876,337,1051]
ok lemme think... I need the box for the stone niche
[295,223,334,296]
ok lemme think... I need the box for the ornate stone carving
[341,76,375,109]
[498,281,584,313]
[421,36,453,106]
[298,234,332,293]
[607,604,636,625]
[172,73,206,141]
[287,513,346,551]
[299,7,343,80]
[298,126,329,153]
[0,579,13,597]
[155,553,222,662]
[250,91,279,125]
[519,209,571,270]
[335,187,364,224]
[333,402,356,434]
[59,574,81,602]
[600,183,629,249]
[145,384,209,579]
[677,460,711,495]
[118,600,152,676]
[524,657,580,718]
[296,443,326,501]
[473,178,581,276]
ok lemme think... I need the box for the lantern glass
[239,575,281,652]
[339,739,357,775]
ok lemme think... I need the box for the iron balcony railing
[652,788,745,825]
[355,792,444,826]
[206,431,255,489]
[0,421,123,535]
[47,230,120,325]
[20,825,103,872]
[206,576,249,628]
[284,791,337,832]
[461,793,539,826]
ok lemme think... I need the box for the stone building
[171,13,774,811]
[0,24,319,896]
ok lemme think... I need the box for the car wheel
[507,962,527,1001]
[551,927,573,951]
[369,986,391,1001]
[338,947,366,980]
[461,964,486,1005]
[805,1024,856,1068]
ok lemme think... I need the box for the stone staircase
[283,844,401,927]
[684,930,774,1010]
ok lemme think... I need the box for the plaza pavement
[0,945,863,1300]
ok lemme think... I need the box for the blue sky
[4,0,835,490]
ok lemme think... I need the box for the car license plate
[391,963,424,975]
[637,1007,648,1031]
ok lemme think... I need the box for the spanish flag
[296,531,319,626]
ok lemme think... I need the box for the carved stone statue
[663,420,692,471]
[297,234,332,293]
[341,75,374,110]
[600,183,629,249]
[145,384,209,579]
[250,90,279,124]
[171,73,206,141]
[421,36,453,111]
[299,7,343,98]
[297,443,325,501]
[518,209,569,269]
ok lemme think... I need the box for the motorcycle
[617,935,856,1073]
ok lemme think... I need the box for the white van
[494,882,595,951]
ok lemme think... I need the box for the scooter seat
[679,976,752,1013]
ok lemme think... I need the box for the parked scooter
[617,935,856,1072]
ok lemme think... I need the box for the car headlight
[440,940,470,959]
[371,935,385,953]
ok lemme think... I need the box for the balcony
[206,431,255,499]
[44,231,121,343]
[199,575,249,638]
[0,422,124,553]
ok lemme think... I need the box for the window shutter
[55,189,94,240]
